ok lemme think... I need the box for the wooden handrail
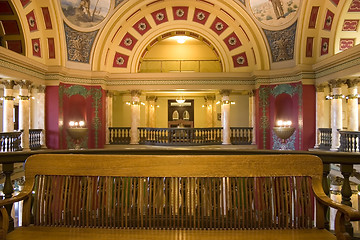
[339,130,360,152]
[0,132,22,152]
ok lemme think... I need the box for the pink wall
[45,86,60,149]
[302,85,316,150]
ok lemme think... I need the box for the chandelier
[176,96,186,104]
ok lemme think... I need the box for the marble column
[314,85,326,148]
[346,79,359,131]
[220,90,231,145]
[2,80,15,132]
[329,79,345,151]
[18,80,32,150]
[37,85,46,147]
[249,90,256,144]
[105,91,114,144]
[146,96,157,128]
[130,90,141,144]
[205,95,215,127]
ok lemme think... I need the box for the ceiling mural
[250,0,300,27]
[60,0,111,28]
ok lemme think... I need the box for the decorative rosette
[138,22,147,31]
[215,22,224,31]
[156,13,164,21]
[237,56,245,65]
[116,56,125,65]
[33,42,39,52]
[124,38,133,46]
[29,17,35,27]
[228,37,236,46]
[176,9,184,17]
[197,12,205,21]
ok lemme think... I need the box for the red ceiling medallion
[192,8,210,25]
[321,38,329,55]
[232,52,248,67]
[32,38,41,57]
[133,17,151,35]
[119,32,138,51]
[172,6,188,20]
[26,10,38,32]
[323,10,334,31]
[151,8,168,25]
[210,17,228,35]
[223,32,242,51]
[113,52,129,68]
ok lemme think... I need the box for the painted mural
[61,0,111,28]
[250,0,300,26]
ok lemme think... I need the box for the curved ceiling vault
[93,0,269,73]
[1,0,360,77]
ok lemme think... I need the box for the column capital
[219,89,231,97]
[130,90,141,97]
[37,85,46,93]
[204,95,216,101]
[2,80,15,89]
[346,79,360,88]
[146,95,157,101]
[248,89,256,97]
[328,79,346,89]
[315,84,326,92]
[17,80,32,89]
[106,90,115,98]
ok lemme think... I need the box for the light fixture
[170,36,192,44]
[176,96,186,104]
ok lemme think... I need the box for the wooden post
[322,163,330,230]
[2,163,14,231]
[340,164,353,237]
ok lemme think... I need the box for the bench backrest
[24,154,323,230]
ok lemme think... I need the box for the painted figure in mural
[269,0,285,19]
[79,0,91,18]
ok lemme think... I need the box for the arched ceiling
[1,0,360,76]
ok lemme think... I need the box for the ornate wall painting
[263,21,296,62]
[250,0,301,27]
[64,23,98,63]
[61,0,111,28]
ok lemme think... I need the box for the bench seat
[7,227,336,240]
[1,154,360,240]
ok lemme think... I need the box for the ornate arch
[92,0,270,73]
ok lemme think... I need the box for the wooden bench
[1,154,359,240]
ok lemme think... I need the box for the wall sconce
[202,104,212,108]
[276,120,292,128]
[69,120,85,128]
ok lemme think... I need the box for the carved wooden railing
[230,127,253,145]
[0,132,22,152]
[339,131,360,152]
[109,127,131,144]
[111,127,253,145]
[0,149,359,237]
[319,128,332,150]
[138,127,223,145]
[29,129,42,150]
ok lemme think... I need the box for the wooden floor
[7,227,336,240]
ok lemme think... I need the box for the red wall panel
[302,85,316,150]
[45,86,60,149]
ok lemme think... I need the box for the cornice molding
[1,44,359,89]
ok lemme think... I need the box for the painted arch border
[92,0,271,73]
